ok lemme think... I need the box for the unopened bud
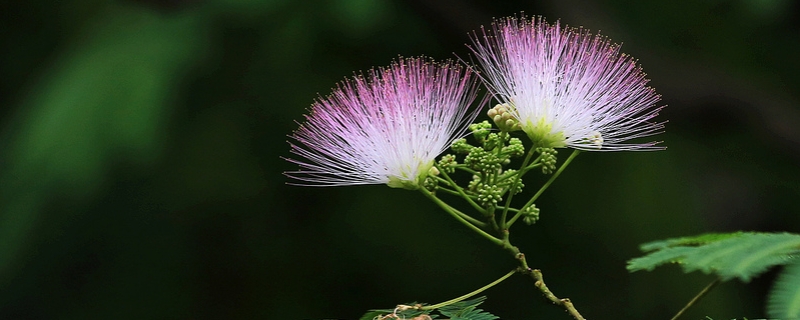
[489,103,522,132]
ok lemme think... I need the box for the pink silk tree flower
[469,16,665,151]
[285,57,480,188]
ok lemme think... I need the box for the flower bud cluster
[434,118,537,210]
[423,176,438,191]
[536,147,558,174]
[464,147,503,172]
[475,183,503,207]
[502,138,524,157]
[437,154,457,174]
[483,132,502,151]
[469,121,493,142]
[430,111,564,217]
[487,103,522,132]
[467,174,481,191]
[420,167,440,192]
[521,204,540,225]
[497,169,524,195]
[450,138,472,154]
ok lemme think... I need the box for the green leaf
[639,232,746,252]
[767,259,800,318]
[628,232,800,282]
[437,296,498,320]
[627,245,699,271]
[448,306,499,320]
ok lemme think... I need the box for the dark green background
[1,0,798,319]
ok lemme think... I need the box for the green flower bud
[522,204,541,225]
[467,174,481,192]
[469,121,493,141]
[423,176,438,192]
[501,138,525,157]
[536,147,558,174]
[437,154,457,174]
[489,103,522,132]
[484,133,501,150]
[476,183,503,207]
[451,138,472,153]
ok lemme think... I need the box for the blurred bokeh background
[1,0,799,319]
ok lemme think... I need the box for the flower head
[285,57,480,188]
[469,15,665,150]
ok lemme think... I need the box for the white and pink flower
[286,57,480,188]
[470,16,665,150]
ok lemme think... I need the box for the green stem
[508,150,580,227]
[453,207,487,228]
[486,206,501,232]
[433,184,479,201]
[521,163,542,172]
[670,279,720,320]
[495,206,520,213]
[426,191,486,228]
[502,248,587,320]
[419,188,502,246]
[530,268,586,320]
[421,269,517,310]
[499,149,537,229]
[454,165,478,175]
[432,185,462,197]
[437,165,486,215]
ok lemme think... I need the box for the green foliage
[638,232,746,251]
[627,232,800,282]
[361,296,497,320]
[768,259,800,318]
[437,297,498,320]
[436,116,556,213]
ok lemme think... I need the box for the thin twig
[530,269,586,320]
[437,165,486,215]
[419,188,503,246]
[421,269,517,310]
[508,150,580,227]
[499,148,537,228]
[670,279,720,320]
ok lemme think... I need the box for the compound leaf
[767,259,800,318]
[628,232,800,282]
